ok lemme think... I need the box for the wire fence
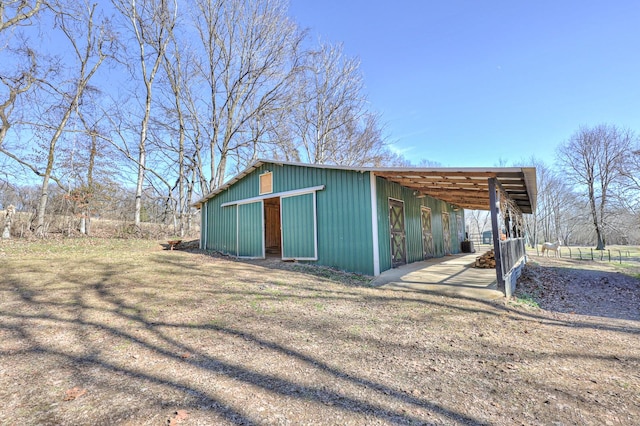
[467,233,639,264]
[532,246,637,264]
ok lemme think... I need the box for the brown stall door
[264,197,281,255]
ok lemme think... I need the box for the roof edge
[192,158,538,211]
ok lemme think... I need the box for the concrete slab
[371,254,504,300]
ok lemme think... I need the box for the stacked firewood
[474,250,496,268]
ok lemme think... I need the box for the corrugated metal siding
[238,202,263,257]
[454,210,465,250]
[316,169,373,275]
[202,163,374,275]
[206,203,236,254]
[281,193,315,259]
[375,176,461,273]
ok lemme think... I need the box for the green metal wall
[205,202,237,255]
[238,202,263,257]
[202,162,465,276]
[281,193,315,259]
[203,163,375,275]
[375,176,464,273]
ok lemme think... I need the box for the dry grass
[1,238,639,425]
[0,211,200,240]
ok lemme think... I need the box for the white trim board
[369,173,380,276]
[221,185,325,207]
[203,202,208,249]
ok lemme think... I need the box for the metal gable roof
[193,160,537,214]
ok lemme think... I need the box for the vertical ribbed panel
[202,163,374,275]
[238,202,263,257]
[202,164,466,274]
[281,193,315,259]
[316,169,373,275]
[375,176,461,273]
[207,203,236,254]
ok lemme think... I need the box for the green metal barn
[193,160,536,279]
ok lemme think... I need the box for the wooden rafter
[374,169,536,213]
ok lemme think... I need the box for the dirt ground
[1,239,638,425]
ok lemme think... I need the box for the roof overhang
[193,160,537,214]
[372,166,537,214]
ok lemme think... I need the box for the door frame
[420,206,434,259]
[388,197,407,268]
[442,211,451,255]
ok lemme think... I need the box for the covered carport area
[371,166,537,297]
[371,252,503,300]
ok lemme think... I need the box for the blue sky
[288,0,640,167]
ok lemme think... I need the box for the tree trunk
[2,205,15,239]
[35,121,68,237]
[134,147,145,228]
[215,153,227,189]
[588,179,606,250]
[84,128,97,236]
[134,80,151,229]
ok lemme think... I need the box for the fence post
[568,247,572,259]
[591,248,594,260]
[578,248,582,260]
[608,250,611,262]
[618,250,622,264]
[488,178,505,294]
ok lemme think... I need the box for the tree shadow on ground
[197,248,640,327]
[1,257,491,425]
[191,248,375,287]
[187,248,640,336]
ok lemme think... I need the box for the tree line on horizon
[1,1,639,247]
[466,124,640,248]
[0,0,405,238]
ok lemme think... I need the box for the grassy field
[1,238,639,425]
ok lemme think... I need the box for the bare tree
[327,111,390,166]
[112,0,176,228]
[192,0,303,190]
[71,98,115,236]
[621,145,640,195]
[0,0,43,32]
[0,1,44,149]
[1,1,111,236]
[290,43,364,164]
[531,161,565,244]
[158,14,198,236]
[558,124,634,249]
[274,42,394,167]
[466,209,490,242]
[0,46,37,150]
